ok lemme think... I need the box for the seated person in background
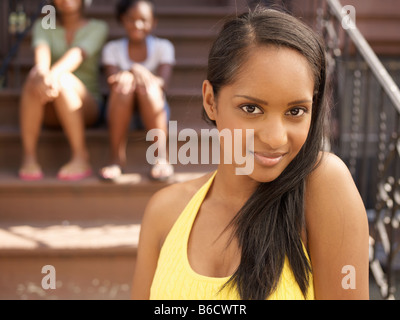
[19,0,108,181]
[100,0,175,181]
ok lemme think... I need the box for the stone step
[0,171,211,223]
[353,20,400,55]
[150,0,237,7]
[343,0,400,19]
[0,86,205,127]
[0,169,213,299]
[290,0,400,55]
[0,211,398,300]
[0,220,140,256]
[89,5,237,32]
[0,220,140,299]
[6,57,208,98]
[13,27,217,64]
[0,122,217,173]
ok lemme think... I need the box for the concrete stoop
[0,221,140,300]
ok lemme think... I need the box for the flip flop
[99,164,122,181]
[57,168,92,181]
[19,171,44,181]
[149,162,174,182]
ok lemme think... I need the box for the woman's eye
[286,107,307,117]
[241,105,262,114]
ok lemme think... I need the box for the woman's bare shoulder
[142,172,214,244]
[305,154,369,298]
[308,151,351,181]
[305,151,369,243]
[305,151,364,211]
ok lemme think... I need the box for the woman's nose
[257,118,288,150]
[134,20,144,30]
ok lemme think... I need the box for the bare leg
[136,85,173,180]
[99,87,135,179]
[44,72,99,180]
[107,87,135,167]
[19,75,46,179]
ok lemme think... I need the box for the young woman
[131,7,369,300]
[99,0,175,181]
[19,0,108,181]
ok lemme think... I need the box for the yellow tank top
[150,171,314,300]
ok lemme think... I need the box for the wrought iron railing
[0,0,48,89]
[316,0,400,300]
[0,0,114,89]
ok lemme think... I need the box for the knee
[57,73,76,92]
[22,70,42,98]
[142,85,164,110]
[22,68,58,103]
[109,85,135,105]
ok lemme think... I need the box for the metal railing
[316,0,400,299]
[0,0,114,89]
[0,0,47,89]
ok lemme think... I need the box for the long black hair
[204,7,329,299]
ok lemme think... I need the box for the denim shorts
[131,99,171,130]
[99,97,171,130]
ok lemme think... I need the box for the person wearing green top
[19,0,108,181]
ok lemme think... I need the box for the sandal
[149,161,174,181]
[57,168,92,181]
[57,160,93,181]
[99,164,122,181]
[19,171,44,181]
[19,163,44,181]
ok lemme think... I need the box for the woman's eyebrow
[288,99,313,106]
[234,95,312,106]
[234,95,268,105]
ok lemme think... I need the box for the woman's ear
[202,80,217,121]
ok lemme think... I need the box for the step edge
[0,246,137,257]
[88,6,240,17]
[0,171,212,191]
[0,222,140,257]
[6,57,208,68]
[0,87,203,99]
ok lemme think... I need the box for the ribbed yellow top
[150,171,314,300]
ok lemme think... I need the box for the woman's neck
[212,164,259,209]
[128,37,147,47]
[60,12,85,29]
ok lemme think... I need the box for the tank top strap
[176,171,217,236]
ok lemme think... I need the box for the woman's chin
[243,163,287,184]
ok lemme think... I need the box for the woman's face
[121,1,154,43]
[203,46,315,183]
[53,0,83,14]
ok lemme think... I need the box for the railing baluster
[387,112,400,298]
[359,68,372,205]
[348,52,362,177]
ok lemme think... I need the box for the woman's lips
[251,151,286,167]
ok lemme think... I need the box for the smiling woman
[202,46,314,183]
[131,6,370,300]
